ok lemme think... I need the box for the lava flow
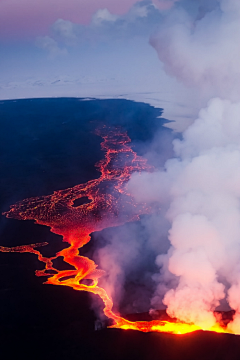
[0,127,233,335]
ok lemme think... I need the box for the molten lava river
[0,128,233,335]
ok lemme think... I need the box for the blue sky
[1,0,233,131]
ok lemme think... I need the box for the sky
[0,0,204,131]
[0,0,179,39]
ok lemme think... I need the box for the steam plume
[150,0,240,103]
[127,0,240,332]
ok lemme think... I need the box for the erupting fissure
[0,128,233,335]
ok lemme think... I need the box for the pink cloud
[0,0,142,40]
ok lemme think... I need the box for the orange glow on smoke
[0,127,234,335]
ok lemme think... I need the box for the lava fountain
[0,127,234,335]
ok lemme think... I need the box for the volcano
[0,98,239,360]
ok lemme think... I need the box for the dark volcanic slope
[1,98,239,360]
[1,326,240,360]
[0,97,171,207]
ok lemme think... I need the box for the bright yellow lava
[110,318,232,335]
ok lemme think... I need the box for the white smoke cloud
[123,0,240,332]
[128,95,240,331]
[150,0,240,103]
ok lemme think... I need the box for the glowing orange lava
[0,127,233,335]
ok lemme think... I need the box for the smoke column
[150,0,240,104]
[128,0,240,333]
